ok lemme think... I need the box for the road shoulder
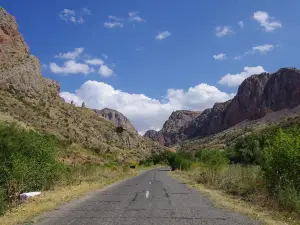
[171,171,298,225]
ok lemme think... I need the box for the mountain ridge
[144,67,300,147]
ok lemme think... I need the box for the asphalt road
[36,168,260,225]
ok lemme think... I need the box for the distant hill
[0,8,166,162]
[144,110,201,146]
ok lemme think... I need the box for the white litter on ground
[20,192,41,200]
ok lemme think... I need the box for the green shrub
[226,134,266,165]
[195,148,228,170]
[262,127,300,193]
[0,123,63,202]
[174,155,192,170]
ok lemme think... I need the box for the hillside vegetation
[141,123,300,221]
[0,122,150,217]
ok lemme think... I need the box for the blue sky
[3,0,300,133]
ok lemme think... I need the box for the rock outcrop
[144,110,201,146]
[94,108,137,133]
[0,8,59,97]
[144,130,164,145]
[0,8,166,161]
[145,68,300,146]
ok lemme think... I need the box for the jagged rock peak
[161,110,201,133]
[94,108,137,133]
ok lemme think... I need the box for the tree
[81,102,85,108]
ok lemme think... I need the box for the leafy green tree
[262,127,300,190]
[195,148,228,170]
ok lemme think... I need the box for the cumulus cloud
[156,31,171,40]
[213,53,226,60]
[51,48,116,77]
[85,58,104,65]
[238,21,244,28]
[59,81,234,132]
[59,8,91,24]
[49,60,91,75]
[216,26,233,37]
[253,11,282,32]
[252,44,274,53]
[55,48,84,60]
[99,65,114,77]
[218,66,266,87]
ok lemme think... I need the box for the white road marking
[146,191,149,199]
[149,182,151,184]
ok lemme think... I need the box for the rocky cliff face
[144,130,164,145]
[144,110,201,146]
[0,8,166,161]
[0,8,59,97]
[94,108,137,133]
[145,68,300,146]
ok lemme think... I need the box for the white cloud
[49,60,91,75]
[104,22,124,28]
[85,58,104,65]
[55,47,84,60]
[108,16,122,21]
[238,21,244,28]
[128,12,137,17]
[99,65,114,77]
[59,81,234,132]
[105,12,145,28]
[234,44,275,60]
[82,8,91,15]
[213,53,226,60]
[59,8,91,24]
[252,44,274,53]
[156,31,171,40]
[104,16,124,28]
[218,66,266,87]
[216,26,233,37]
[128,12,145,23]
[253,11,282,32]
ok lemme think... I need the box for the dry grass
[172,170,300,225]
[0,91,168,162]
[0,166,148,225]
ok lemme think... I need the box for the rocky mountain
[0,8,166,162]
[94,108,137,133]
[144,110,201,146]
[145,68,300,146]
